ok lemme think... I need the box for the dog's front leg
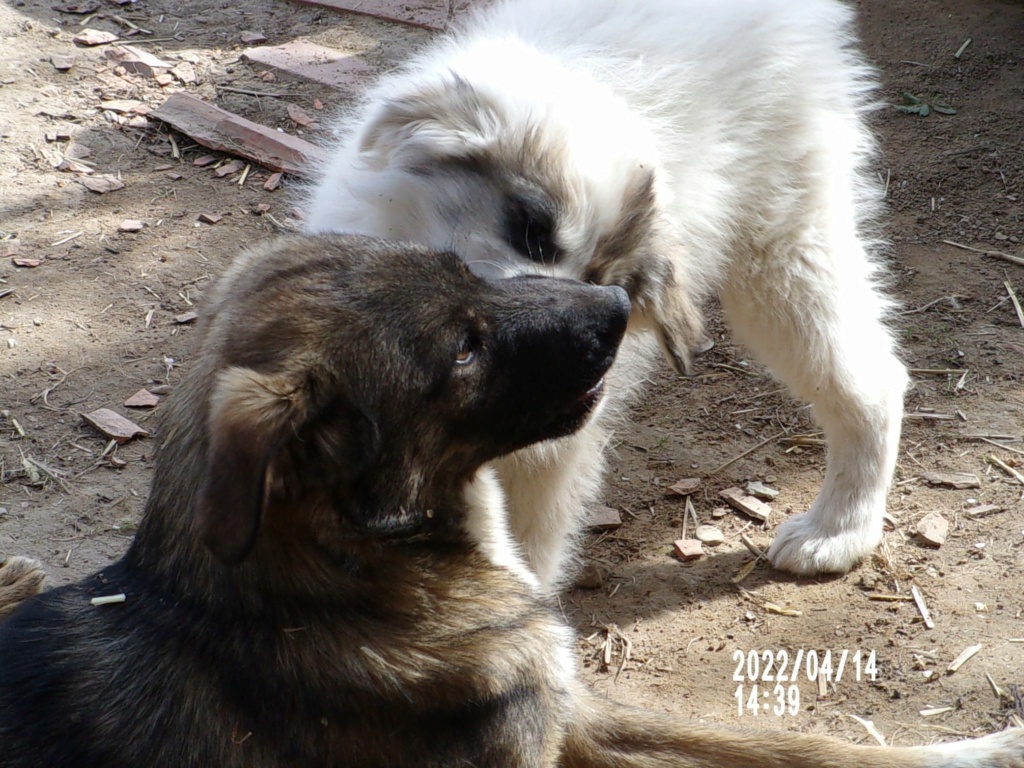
[718,237,907,576]
[493,417,612,593]
[561,692,1024,768]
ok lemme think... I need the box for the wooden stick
[985,671,1006,701]
[709,430,787,475]
[942,239,1024,267]
[90,594,127,606]
[911,585,935,629]
[780,436,826,446]
[1004,280,1024,327]
[978,437,1024,456]
[848,714,887,747]
[739,533,766,559]
[947,643,982,674]
[868,593,914,602]
[987,455,1024,485]
[920,706,955,717]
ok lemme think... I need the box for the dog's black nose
[599,284,630,340]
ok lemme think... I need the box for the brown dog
[0,235,1020,768]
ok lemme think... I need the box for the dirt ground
[1,0,1022,748]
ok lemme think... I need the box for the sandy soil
[1,0,1022,748]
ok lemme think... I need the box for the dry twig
[911,585,935,629]
[942,239,1024,267]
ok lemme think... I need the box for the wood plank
[150,93,328,176]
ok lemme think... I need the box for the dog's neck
[126,420,540,610]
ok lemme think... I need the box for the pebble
[575,562,607,590]
[694,525,724,546]
[673,539,704,561]
[915,511,949,547]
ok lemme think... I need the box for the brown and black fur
[0,235,1020,768]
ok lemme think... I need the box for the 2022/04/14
[732,648,879,717]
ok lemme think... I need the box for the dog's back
[0,552,573,767]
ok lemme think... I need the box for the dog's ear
[632,269,704,376]
[196,366,303,564]
[357,77,490,168]
[590,169,705,376]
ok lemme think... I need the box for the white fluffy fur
[304,0,908,589]
[461,466,541,592]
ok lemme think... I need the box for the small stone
[711,506,728,519]
[240,30,267,44]
[79,175,125,194]
[81,408,148,444]
[118,219,144,232]
[575,562,607,590]
[858,571,881,589]
[922,472,981,490]
[694,525,724,546]
[745,480,779,500]
[965,504,1002,517]
[73,28,118,46]
[192,154,218,167]
[673,539,704,561]
[51,55,76,71]
[719,487,771,522]
[263,172,282,191]
[98,99,147,114]
[197,212,222,224]
[915,511,949,548]
[667,478,701,496]
[586,505,622,532]
[174,311,199,324]
[213,159,246,178]
[170,61,197,84]
[124,388,160,408]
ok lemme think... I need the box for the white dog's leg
[720,239,907,576]
[491,417,610,594]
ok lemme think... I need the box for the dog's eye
[506,189,560,264]
[454,342,475,367]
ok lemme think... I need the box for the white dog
[304,0,908,592]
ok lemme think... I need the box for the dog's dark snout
[597,284,630,349]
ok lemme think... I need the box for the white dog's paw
[0,556,47,620]
[924,728,1024,768]
[767,511,881,576]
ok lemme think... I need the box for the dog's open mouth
[579,377,605,409]
[563,377,605,424]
